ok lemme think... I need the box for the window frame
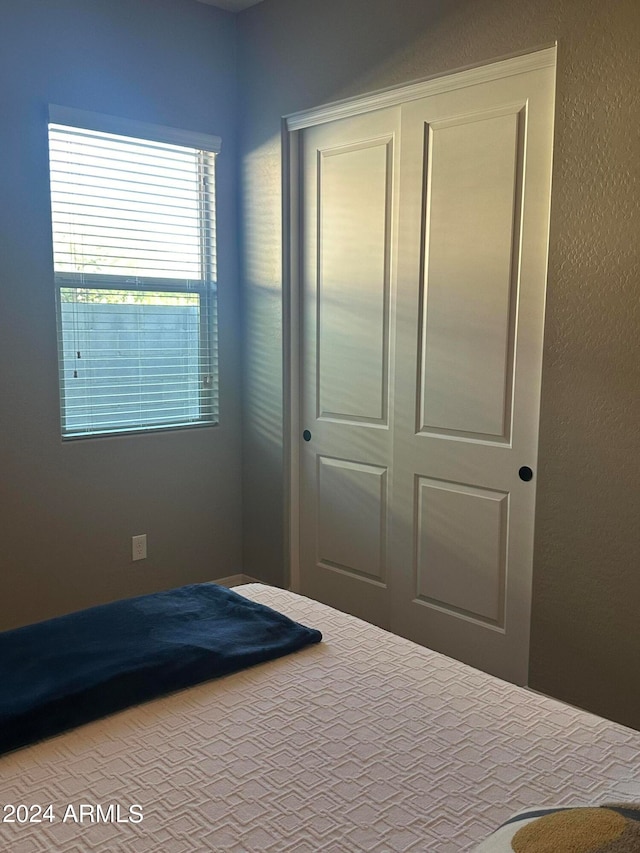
[48,106,222,440]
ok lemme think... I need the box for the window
[47,106,220,438]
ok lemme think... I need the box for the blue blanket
[0,583,321,756]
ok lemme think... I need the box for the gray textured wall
[0,0,242,629]
[237,0,640,727]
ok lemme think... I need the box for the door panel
[415,477,508,626]
[419,107,523,440]
[318,140,391,424]
[299,109,400,629]
[317,456,387,584]
[390,65,555,684]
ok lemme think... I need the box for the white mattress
[1,584,638,852]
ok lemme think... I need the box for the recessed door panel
[317,456,387,584]
[415,478,508,626]
[419,108,523,440]
[318,139,392,424]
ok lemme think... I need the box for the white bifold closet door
[298,55,556,685]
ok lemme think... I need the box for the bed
[1,583,638,852]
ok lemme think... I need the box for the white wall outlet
[132,534,147,561]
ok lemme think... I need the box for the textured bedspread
[0,584,638,852]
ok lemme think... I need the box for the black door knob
[303,430,312,442]
[519,466,533,482]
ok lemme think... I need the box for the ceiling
[196,0,264,11]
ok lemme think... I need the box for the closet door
[389,64,556,684]
[298,108,401,628]
[296,52,556,684]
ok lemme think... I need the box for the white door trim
[282,45,557,594]
[285,45,556,132]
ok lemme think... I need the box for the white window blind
[48,108,220,438]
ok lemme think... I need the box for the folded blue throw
[0,583,322,756]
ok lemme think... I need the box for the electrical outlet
[132,534,147,561]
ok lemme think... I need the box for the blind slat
[49,159,204,183]
[63,399,217,411]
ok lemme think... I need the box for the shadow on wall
[243,282,284,451]
[241,138,287,449]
